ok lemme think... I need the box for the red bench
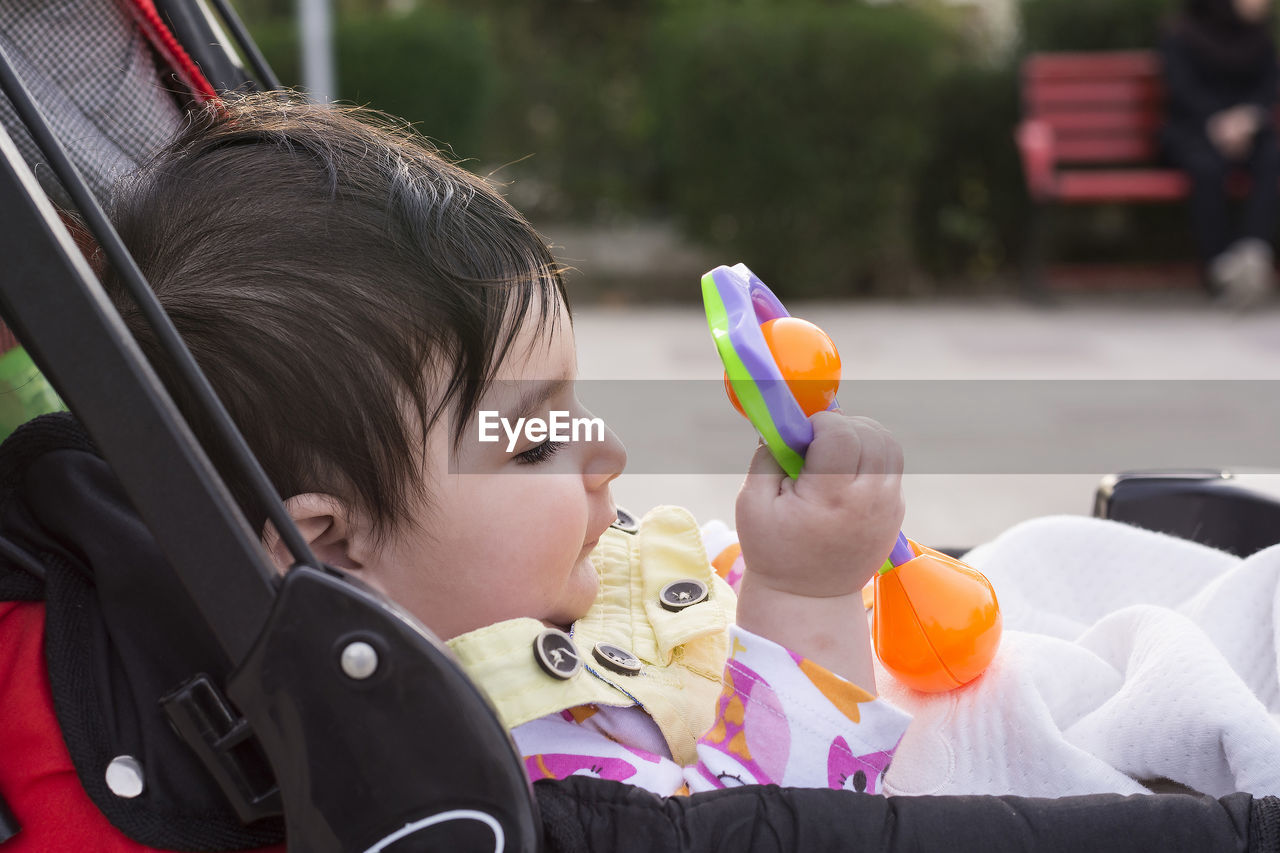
[1016,50,1278,292]
[1018,52,1184,204]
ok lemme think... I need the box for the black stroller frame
[0,13,539,853]
[0,3,1278,851]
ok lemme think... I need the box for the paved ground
[572,294,1280,548]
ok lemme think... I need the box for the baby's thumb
[741,439,786,497]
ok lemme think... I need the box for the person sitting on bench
[1161,0,1280,305]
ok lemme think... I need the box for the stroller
[0,2,1277,850]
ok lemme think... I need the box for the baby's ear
[261,493,363,574]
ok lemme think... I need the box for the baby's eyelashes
[515,440,563,465]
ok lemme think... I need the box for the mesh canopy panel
[0,0,184,207]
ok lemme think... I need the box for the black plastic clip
[160,674,282,823]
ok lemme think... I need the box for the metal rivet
[534,628,582,680]
[659,578,709,612]
[593,642,643,676]
[106,755,145,799]
[610,507,639,534]
[340,641,379,680]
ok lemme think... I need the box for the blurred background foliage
[1022,0,1179,51]
[234,0,1205,298]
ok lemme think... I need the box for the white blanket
[878,515,1280,798]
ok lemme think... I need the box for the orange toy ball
[722,317,841,419]
[872,544,1002,693]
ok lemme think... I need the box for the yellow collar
[448,505,736,764]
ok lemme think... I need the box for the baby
[102,93,912,796]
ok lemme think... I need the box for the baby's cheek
[458,475,591,621]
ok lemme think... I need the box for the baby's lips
[590,505,621,542]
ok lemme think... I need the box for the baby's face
[359,297,627,639]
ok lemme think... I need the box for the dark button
[659,578,709,612]
[533,629,581,680]
[593,642,643,676]
[610,507,639,534]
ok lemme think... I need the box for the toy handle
[886,531,915,569]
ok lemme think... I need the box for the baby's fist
[735,412,906,599]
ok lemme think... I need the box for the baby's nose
[586,422,627,489]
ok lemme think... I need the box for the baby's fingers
[803,412,903,481]
[858,422,904,479]
[852,421,889,475]
[800,410,864,485]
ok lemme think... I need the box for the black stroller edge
[537,777,1280,853]
[154,0,281,93]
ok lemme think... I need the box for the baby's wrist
[737,572,863,604]
[735,575,874,687]
[736,558,877,601]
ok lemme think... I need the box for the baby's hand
[732,411,905,689]
[735,411,905,598]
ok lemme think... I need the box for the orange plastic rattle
[703,263,1001,692]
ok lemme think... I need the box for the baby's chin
[542,553,600,629]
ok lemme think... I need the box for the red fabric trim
[0,601,162,851]
[0,602,284,852]
[121,0,220,104]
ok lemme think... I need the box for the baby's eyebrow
[511,376,571,420]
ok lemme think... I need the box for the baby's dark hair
[101,92,566,538]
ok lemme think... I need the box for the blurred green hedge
[252,7,497,157]
[241,0,1205,296]
[650,4,953,296]
[474,3,661,221]
[1022,0,1179,52]
[911,64,1027,284]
